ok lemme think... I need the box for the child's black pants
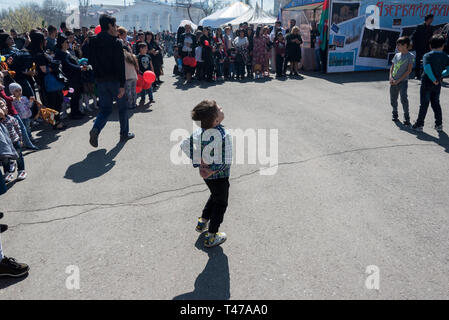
[202,178,229,234]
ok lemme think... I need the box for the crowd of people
[174,19,305,83]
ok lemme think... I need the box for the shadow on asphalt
[0,273,29,289]
[394,122,449,153]
[172,233,230,300]
[64,142,125,183]
[303,69,389,84]
[171,72,307,90]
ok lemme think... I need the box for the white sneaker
[59,111,68,119]
[195,218,209,233]
[204,232,227,248]
[17,171,27,181]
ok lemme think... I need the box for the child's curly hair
[191,100,218,129]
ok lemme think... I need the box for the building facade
[68,0,205,32]
[114,0,205,32]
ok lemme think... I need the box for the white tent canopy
[225,3,277,27]
[178,19,198,30]
[199,2,251,28]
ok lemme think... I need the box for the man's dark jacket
[412,23,435,54]
[88,31,125,87]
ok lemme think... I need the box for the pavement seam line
[6,142,443,228]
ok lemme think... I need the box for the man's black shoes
[120,132,135,143]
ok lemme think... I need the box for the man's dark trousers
[202,178,230,234]
[416,81,442,127]
[93,81,129,137]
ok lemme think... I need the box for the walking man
[88,14,134,147]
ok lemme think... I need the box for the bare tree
[40,0,68,27]
[175,0,194,21]
[200,0,227,17]
[0,5,43,33]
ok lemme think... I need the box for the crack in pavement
[7,142,444,228]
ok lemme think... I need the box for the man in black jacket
[88,14,134,148]
[412,14,435,79]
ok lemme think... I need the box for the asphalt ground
[1,58,449,299]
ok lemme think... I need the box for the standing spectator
[195,40,204,80]
[124,48,138,110]
[150,32,164,85]
[215,43,226,80]
[389,36,414,126]
[286,26,303,76]
[442,23,449,54]
[9,83,35,145]
[54,34,84,120]
[246,27,254,78]
[233,29,249,80]
[0,73,37,149]
[133,32,145,55]
[202,39,214,82]
[88,14,134,148]
[137,42,155,105]
[412,14,435,80]
[0,99,27,182]
[285,19,297,34]
[10,29,25,50]
[60,22,68,34]
[46,25,58,54]
[65,30,83,59]
[177,24,195,83]
[30,31,66,130]
[270,21,285,74]
[224,26,234,52]
[118,27,132,53]
[214,28,224,47]
[0,33,35,99]
[412,35,449,131]
[275,32,287,78]
[81,30,94,59]
[263,26,272,76]
[253,26,268,78]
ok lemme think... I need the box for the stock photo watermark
[170,124,279,175]
[65,265,80,290]
[365,265,380,290]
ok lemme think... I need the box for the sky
[0,0,276,13]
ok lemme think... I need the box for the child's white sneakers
[204,232,227,248]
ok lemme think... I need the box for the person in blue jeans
[88,14,135,147]
[412,35,449,132]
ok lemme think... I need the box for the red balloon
[94,25,101,35]
[143,81,152,90]
[204,40,209,46]
[182,56,197,68]
[137,74,145,88]
[62,90,68,96]
[143,70,156,85]
[136,86,143,94]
